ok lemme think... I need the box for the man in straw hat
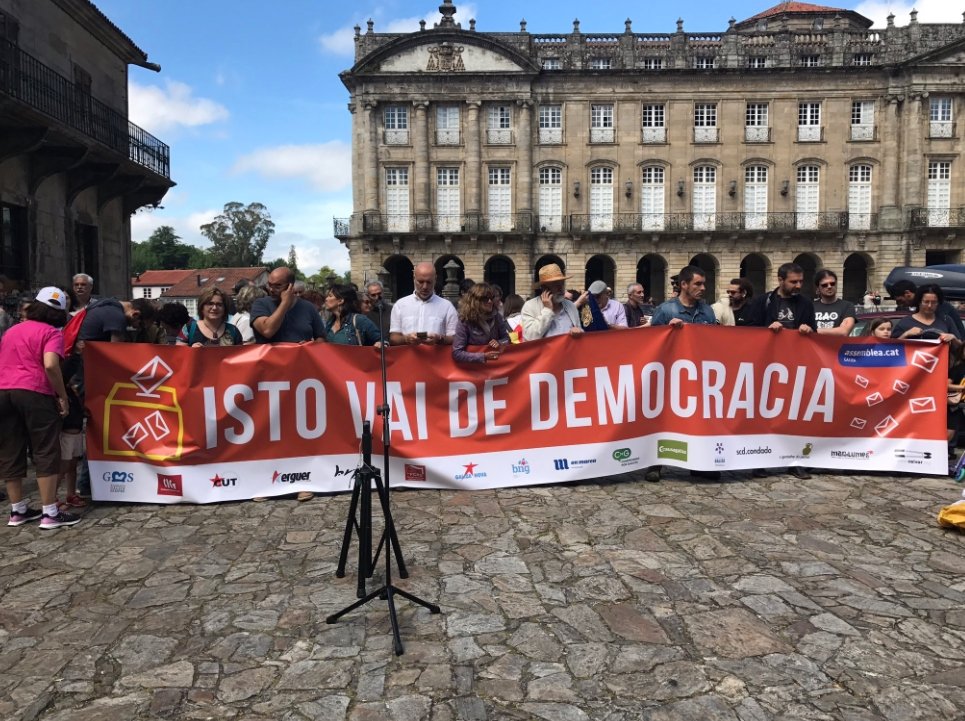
[520,263,584,340]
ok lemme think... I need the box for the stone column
[903,94,924,209]
[363,102,379,213]
[413,101,430,215]
[880,97,900,208]
[466,101,482,217]
[516,100,533,218]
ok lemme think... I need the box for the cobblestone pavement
[2,469,964,721]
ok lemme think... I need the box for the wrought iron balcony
[909,207,965,229]
[357,213,535,234]
[564,211,849,233]
[333,217,350,238]
[0,38,170,178]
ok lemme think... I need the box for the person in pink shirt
[0,287,79,529]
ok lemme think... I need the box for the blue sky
[92,0,953,274]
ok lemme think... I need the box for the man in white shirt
[521,263,583,339]
[389,262,458,345]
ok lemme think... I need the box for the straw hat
[534,263,571,288]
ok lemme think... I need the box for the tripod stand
[327,302,440,655]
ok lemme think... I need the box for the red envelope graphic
[855,375,869,389]
[850,417,867,430]
[909,397,937,414]
[874,415,900,437]
[892,379,910,395]
[911,350,939,374]
[865,391,884,407]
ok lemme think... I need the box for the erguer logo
[657,440,688,461]
[612,448,631,461]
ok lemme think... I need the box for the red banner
[85,327,948,503]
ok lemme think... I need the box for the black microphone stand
[326,300,440,655]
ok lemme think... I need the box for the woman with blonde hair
[452,282,509,363]
[176,287,243,347]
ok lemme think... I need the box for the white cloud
[231,142,352,192]
[129,79,230,135]
[855,0,964,26]
[319,3,479,57]
[131,208,219,249]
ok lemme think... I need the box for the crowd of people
[1,263,960,528]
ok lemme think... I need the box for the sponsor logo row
[101,469,307,496]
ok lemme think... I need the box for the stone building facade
[335,1,965,304]
[0,0,173,297]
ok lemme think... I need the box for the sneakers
[62,494,88,508]
[296,491,314,502]
[39,511,81,530]
[8,508,42,527]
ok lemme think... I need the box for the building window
[142,287,153,299]
[383,105,409,145]
[436,167,461,232]
[0,203,27,285]
[542,57,561,70]
[0,10,21,43]
[930,97,953,138]
[745,103,769,142]
[641,166,665,230]
[487,105,512,144]
[694,56,715,70]
[694,103,718,143]
[385,167,410,232]
[589,167,614,231]
[927,160,952,227]
[488,168,513,231]
[748,56,767,69]
[850,100,875,141]
[74,223,98,282]
[590,104,614,143]
[642,103,666,143]
[589,57,612,70]
[744,165,769,230]
[798,102,822,142]
[848,164,873,230]
[538,104,562,144]
[852,54,872,66]
[642,57,664,70]
[693,166,717,230]
[538,167,563,232]
[801,55,821,67]
[436,105,460,145]
[796,165,820,230]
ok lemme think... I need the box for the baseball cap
[36,286,68,311]
[588,280,608,295]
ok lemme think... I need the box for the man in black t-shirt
[250,266,324,344]
[813,269,856,336]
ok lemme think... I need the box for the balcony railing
[0,38,170,179]
[910,207,965,228]
[358,213,535,234]
[566,211,849,233]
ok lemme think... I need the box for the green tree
[200,202,275,267]
[131,240,158,275]
[287,245,299,276]
[305,266,350,289]
[131,225,215,272]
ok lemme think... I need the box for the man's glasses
[819,282,836,288]
[726,290,741,296]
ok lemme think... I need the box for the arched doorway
[689,253,718,301]
[383,255,414,301]
[793,253,820,295]
[484,255,516,297]
[434,255,465,295]
[585,255,616,292]
[637,255,668,302]
[740,253,768,297]
[843,253,870,303]
[534,255,566,287]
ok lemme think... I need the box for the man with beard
[251,266,325,344]
[389,262,458,345]
[520,264,584,340]
[624,282,655,327]
[712,278,754,326]
[813,269,856,336]
[71,274,95,315]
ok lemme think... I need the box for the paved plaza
[1,468,964,721]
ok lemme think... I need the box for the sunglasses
[819,282,836,288]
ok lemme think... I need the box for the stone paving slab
[1,469,964,720]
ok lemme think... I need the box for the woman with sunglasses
[176,287,243,347]
[453,282,509,363]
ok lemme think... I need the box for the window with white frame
[798,102,821,141]
[383,105,409,145]
[142,287,153,299]
[848,164,872,230]
[745,103,769,142]
[801,55,821,67]
[850,100,875,141]
[488,168,512,231]
[930,97,953,138]
[436,167,460,231]
[748,56,767,69]
[589,167,614,231]
[796,165,820,230]
[642,57,664,70]
[590,104,614,143]
[641,166,665,230]
[927,160,952,227]
[694,56,715,70]
[385,167,410,232]
[744,165,768,230]
[694,103,718,143]
[589,57,612,70]
[542,57,561,70]
[852,53,872,66]
[538,167,563,232]
[693,165,717,230]
[487,105,512,144]
[642,103,666,143]
[538,104,562,144]
[436,105,460,145]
